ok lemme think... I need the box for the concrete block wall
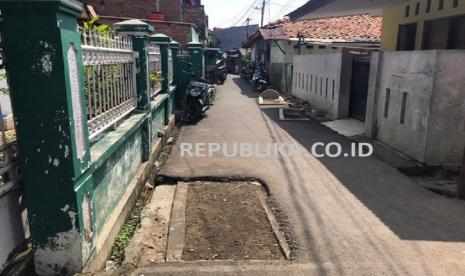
[366,50,465,166]
[292,52,352,119]
[426,51,465,166]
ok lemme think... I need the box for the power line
[270,0,298,21]
[232,0,262,26]
[267,0,271,25]
[219,0,259,27]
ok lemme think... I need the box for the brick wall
[99,16,194,48]
[151,22,194,47]
[182,5,206,39]
[86,0,207,42]
[86,0,183,22]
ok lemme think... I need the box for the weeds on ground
[110,201,143,264]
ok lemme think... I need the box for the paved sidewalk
[155,76,465,275]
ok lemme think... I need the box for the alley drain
[180,181,287,261]
[120,179,292,271]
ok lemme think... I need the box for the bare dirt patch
[182,181,285,261]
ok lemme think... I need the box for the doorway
[349,55,370,121]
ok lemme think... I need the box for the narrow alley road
[152,76,465,275]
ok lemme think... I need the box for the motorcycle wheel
[256,83,266,93]
[183,102,202,123]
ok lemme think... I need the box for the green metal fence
[0,0,201,273]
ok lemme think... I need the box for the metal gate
[349,55,370,121]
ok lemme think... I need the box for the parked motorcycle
[206,63,227,85]
[183,67,215,123]
[240,64,255,82]
[251,68,268,93]
[217,65,227,84]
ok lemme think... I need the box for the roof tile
[259,14,382,42]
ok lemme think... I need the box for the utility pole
[245,17,252,39]
[261,0,266,27]
[458,149,465,199]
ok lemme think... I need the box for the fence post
[150,34,172,125]
[114,20,154,161]
[187,41,205,80]
[150,34,171,93]
[0,0,92,274]
[170,41,180,109]
[114,20,154,112]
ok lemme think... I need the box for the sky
[203,0,309,29]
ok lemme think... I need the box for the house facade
[381,0,465,51]
[244,15,381,95]
[86,0,209,43]
[365,0,465,167]
[285,0,465,167]
[288,0,399,20]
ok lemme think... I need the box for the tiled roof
[259,27,289,41]
[258,14,382,42]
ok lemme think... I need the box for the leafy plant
[0,71,9,95]
[82,16,116,48]
[149,72,164,89]
[83,16,114,36]
[242,52,251,64]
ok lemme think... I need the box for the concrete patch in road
[322,118,365,137]
[166,182,189,262]
[253,181,292,260]
[123,185,176,266]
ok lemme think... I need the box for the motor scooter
[183,65,215,123]
[251,68,268,93]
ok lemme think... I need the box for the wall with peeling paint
[92,131,143,234]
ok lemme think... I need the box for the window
[405,5,410,17]
[426,0,431,13]
[438,0,444,10]
[397,23,417,51]
[422,16,465,50]
[384,89,390,118]
[318,45,326,49]
[450,16,465,49]
[415,2,420,15]
[453,0,459,7]
[325,78,329,98]
[400,92,408,124]
[332,79,335,100]
[423,18,450,49]
[315,75,318,94]
[185,0,200,6]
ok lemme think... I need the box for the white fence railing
[81,29,137,139]
[148,45,162,98]
[168,49,173,84]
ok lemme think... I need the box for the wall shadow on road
[260,106,465,243]
[232,77,261,99]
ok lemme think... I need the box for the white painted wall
[292,52,352,119]
[269,41,342,93]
